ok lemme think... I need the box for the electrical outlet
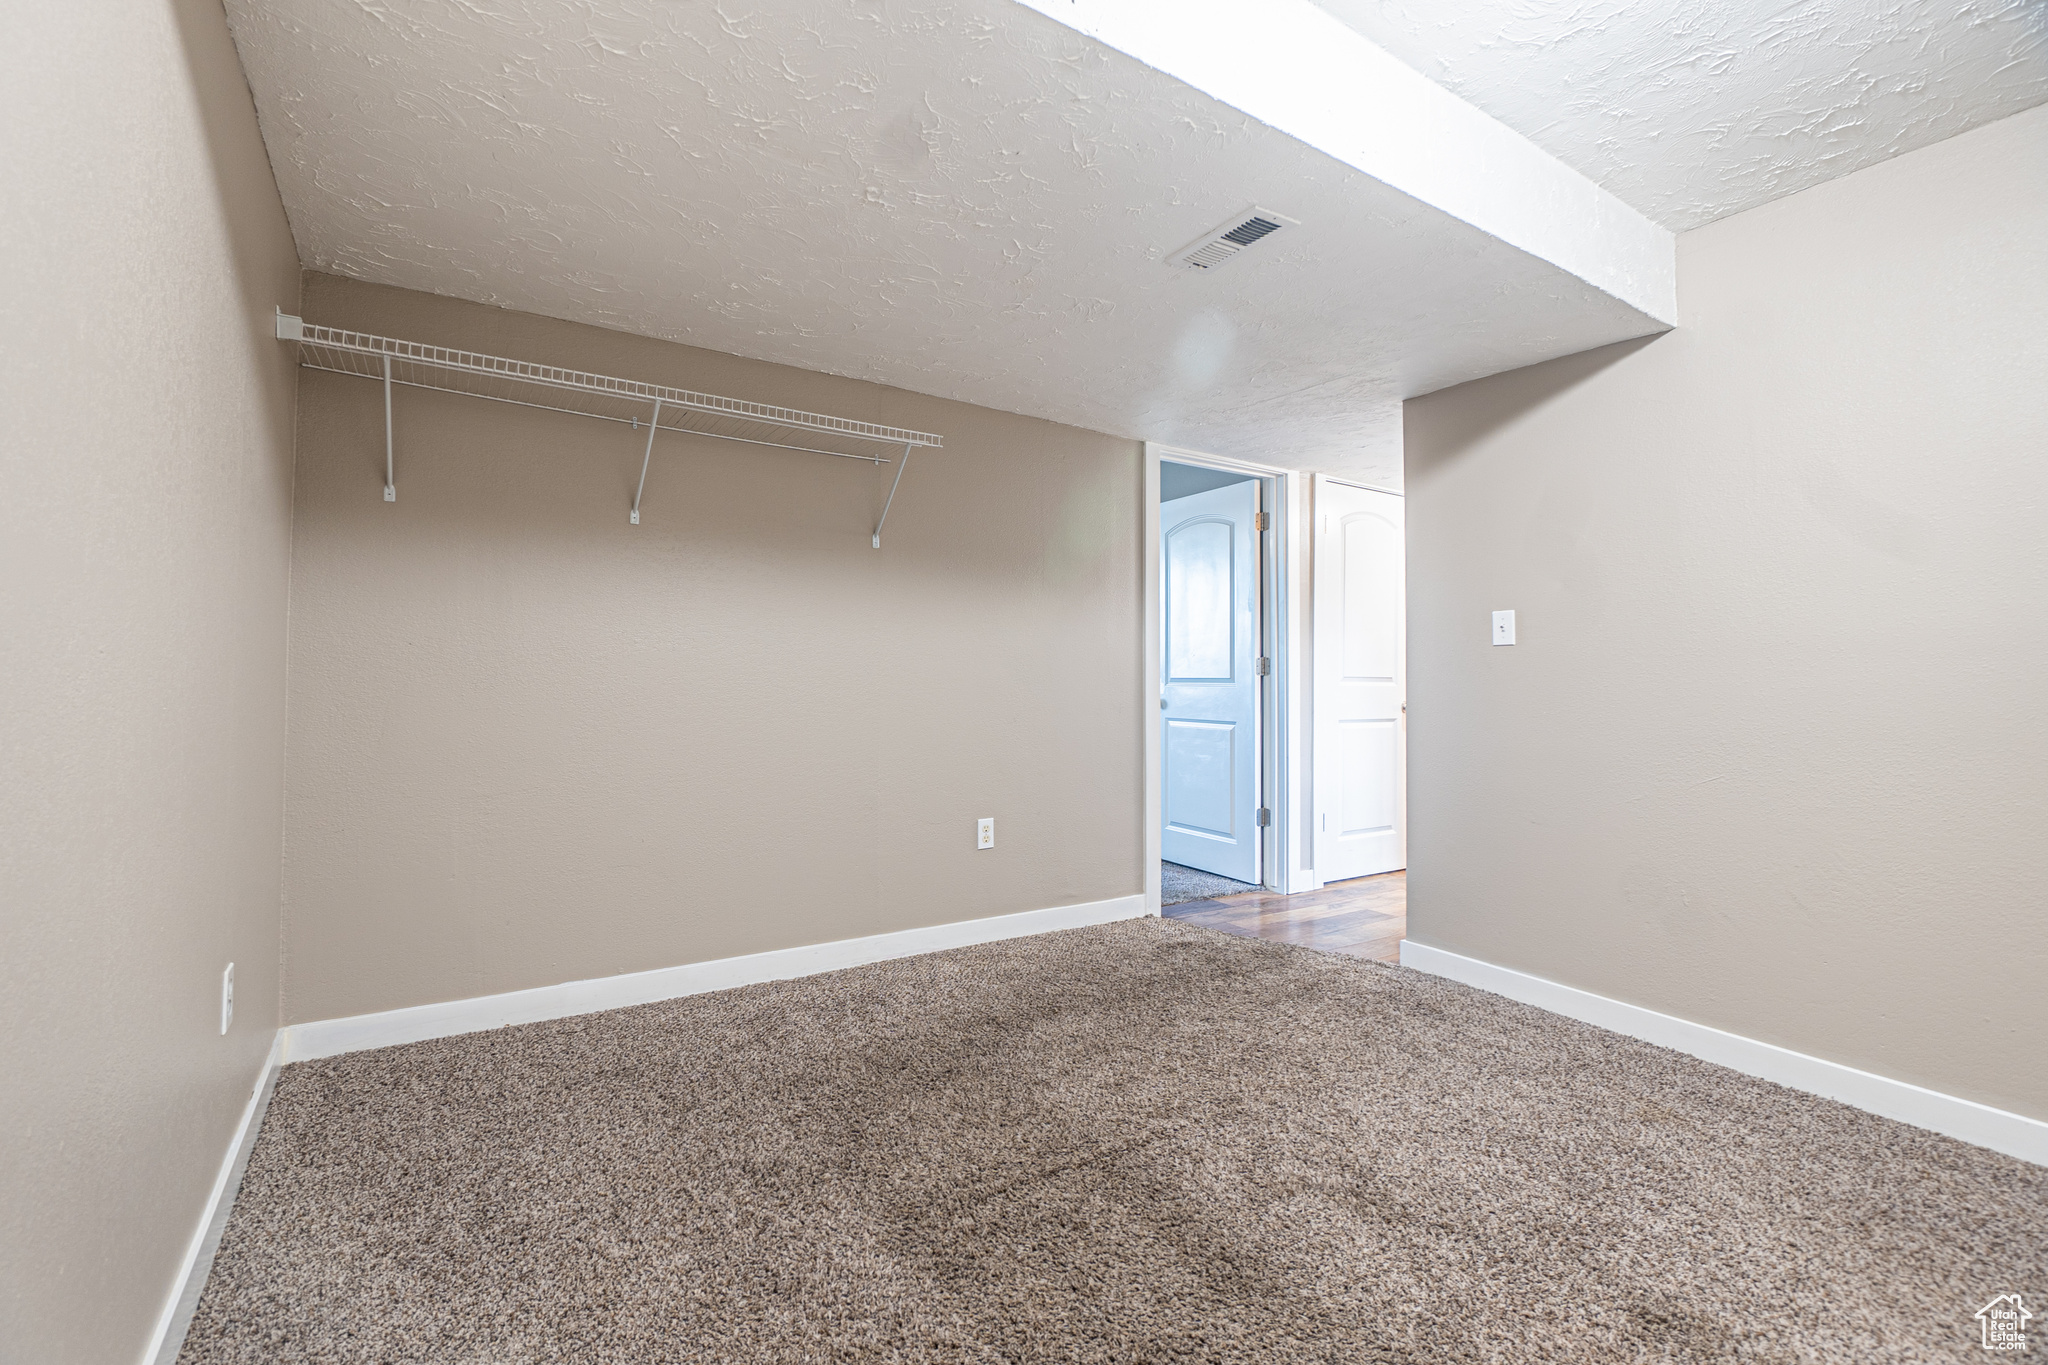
[976,817,995,850]
[220,963,234,1035]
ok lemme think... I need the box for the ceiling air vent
[1168,207,1299,271]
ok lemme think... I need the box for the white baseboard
[1398,939,2047,1167]
[143,1030,284,1365]
[284,893,1152,1063]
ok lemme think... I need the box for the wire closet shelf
[276,311,943,543]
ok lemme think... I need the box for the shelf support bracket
[630,398,663,525]
[381,354,396,502]
[872,442,914,549]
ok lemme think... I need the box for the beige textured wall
[0,3,300,1360]
[1405,105,2048,1121]
[284,274,1143,1025]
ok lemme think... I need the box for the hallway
[1163,871,1405,963]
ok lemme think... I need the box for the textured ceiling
[1307,0,2048,231]
[222,0,1669,484]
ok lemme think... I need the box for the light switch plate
[220,962,234,1035]
[976,817,995,849]
[1493,610,1516,646]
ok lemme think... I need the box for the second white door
[1161,479,1260,884]
[1314,479,1404,883]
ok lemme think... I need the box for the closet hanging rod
[276,311,941,543]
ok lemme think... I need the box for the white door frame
[1143,442,1313,908]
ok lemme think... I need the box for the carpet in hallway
[1160,859,1259,905]
[180,918,2045,1363]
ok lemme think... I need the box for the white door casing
[1314,479,1405,882]
[1161,479,1260,883]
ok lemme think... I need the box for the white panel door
[1161,479,1260,883]
[1314,480,1404,882]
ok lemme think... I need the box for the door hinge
[1256,807,1272,827]
[1254,512,1269,531]
[1255,656,1271,675]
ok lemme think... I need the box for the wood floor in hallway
[1163,871,1405,963]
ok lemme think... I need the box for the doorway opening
[1147,446,1304,912]
[1146,451,1408,962]
[1158,458,1267,902]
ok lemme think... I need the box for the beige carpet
[180,918,2045,1363]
